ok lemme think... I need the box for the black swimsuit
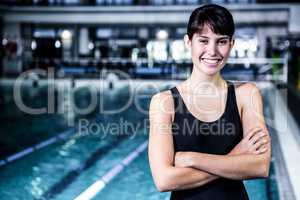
[169,81,249,200]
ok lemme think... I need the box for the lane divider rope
[0,115,103,167]
[74,140,148,200]
[0,128,75,166]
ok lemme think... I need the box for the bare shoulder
[234,81,258,90]
[149,89,175,119]
[150,90,173,108]
[234,81,263,109]
[234,81,261,97]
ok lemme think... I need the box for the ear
[184,34,191,49]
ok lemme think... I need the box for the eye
[198,40,208,44]
[218,39,229,45]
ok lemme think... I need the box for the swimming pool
[0,80,279,200]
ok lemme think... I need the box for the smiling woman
[188,28,232,77]
[148,4,271,200]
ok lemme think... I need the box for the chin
[199,65,221,76]
[195,59,225,75]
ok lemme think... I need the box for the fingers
[245,127,263,140]
[249,129,270,152]
[242,127,270,155]
[254,144,268,155]
[253,138,269,153]
[249,131,268,146]
[232,127,270,155]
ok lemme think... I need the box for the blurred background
[0,0,300,200]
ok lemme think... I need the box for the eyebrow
[196,35,230,40]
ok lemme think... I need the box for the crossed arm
[148,83,271,192]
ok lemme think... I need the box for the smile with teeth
[201,58,222,65]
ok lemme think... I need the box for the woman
[148,4,271,200]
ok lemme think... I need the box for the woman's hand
[229,127,270,156]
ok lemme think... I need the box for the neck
[184,66,226,93]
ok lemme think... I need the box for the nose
[206,42,217,56]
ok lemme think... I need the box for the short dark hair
[187,4,235,40]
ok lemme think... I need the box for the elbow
[150,164,175,192]
[155,176,172,192]
[156,183,169,193]
[260,163,270,178]
[154,170,178,192]
[257,159,270,178]
[255,151,271,178]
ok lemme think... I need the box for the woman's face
[185,24,234,76]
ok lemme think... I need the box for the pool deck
[268,82,300,200]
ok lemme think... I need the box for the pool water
[0,80,279,200]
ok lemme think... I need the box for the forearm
[158,166,218,192]
[189,152,270,180]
